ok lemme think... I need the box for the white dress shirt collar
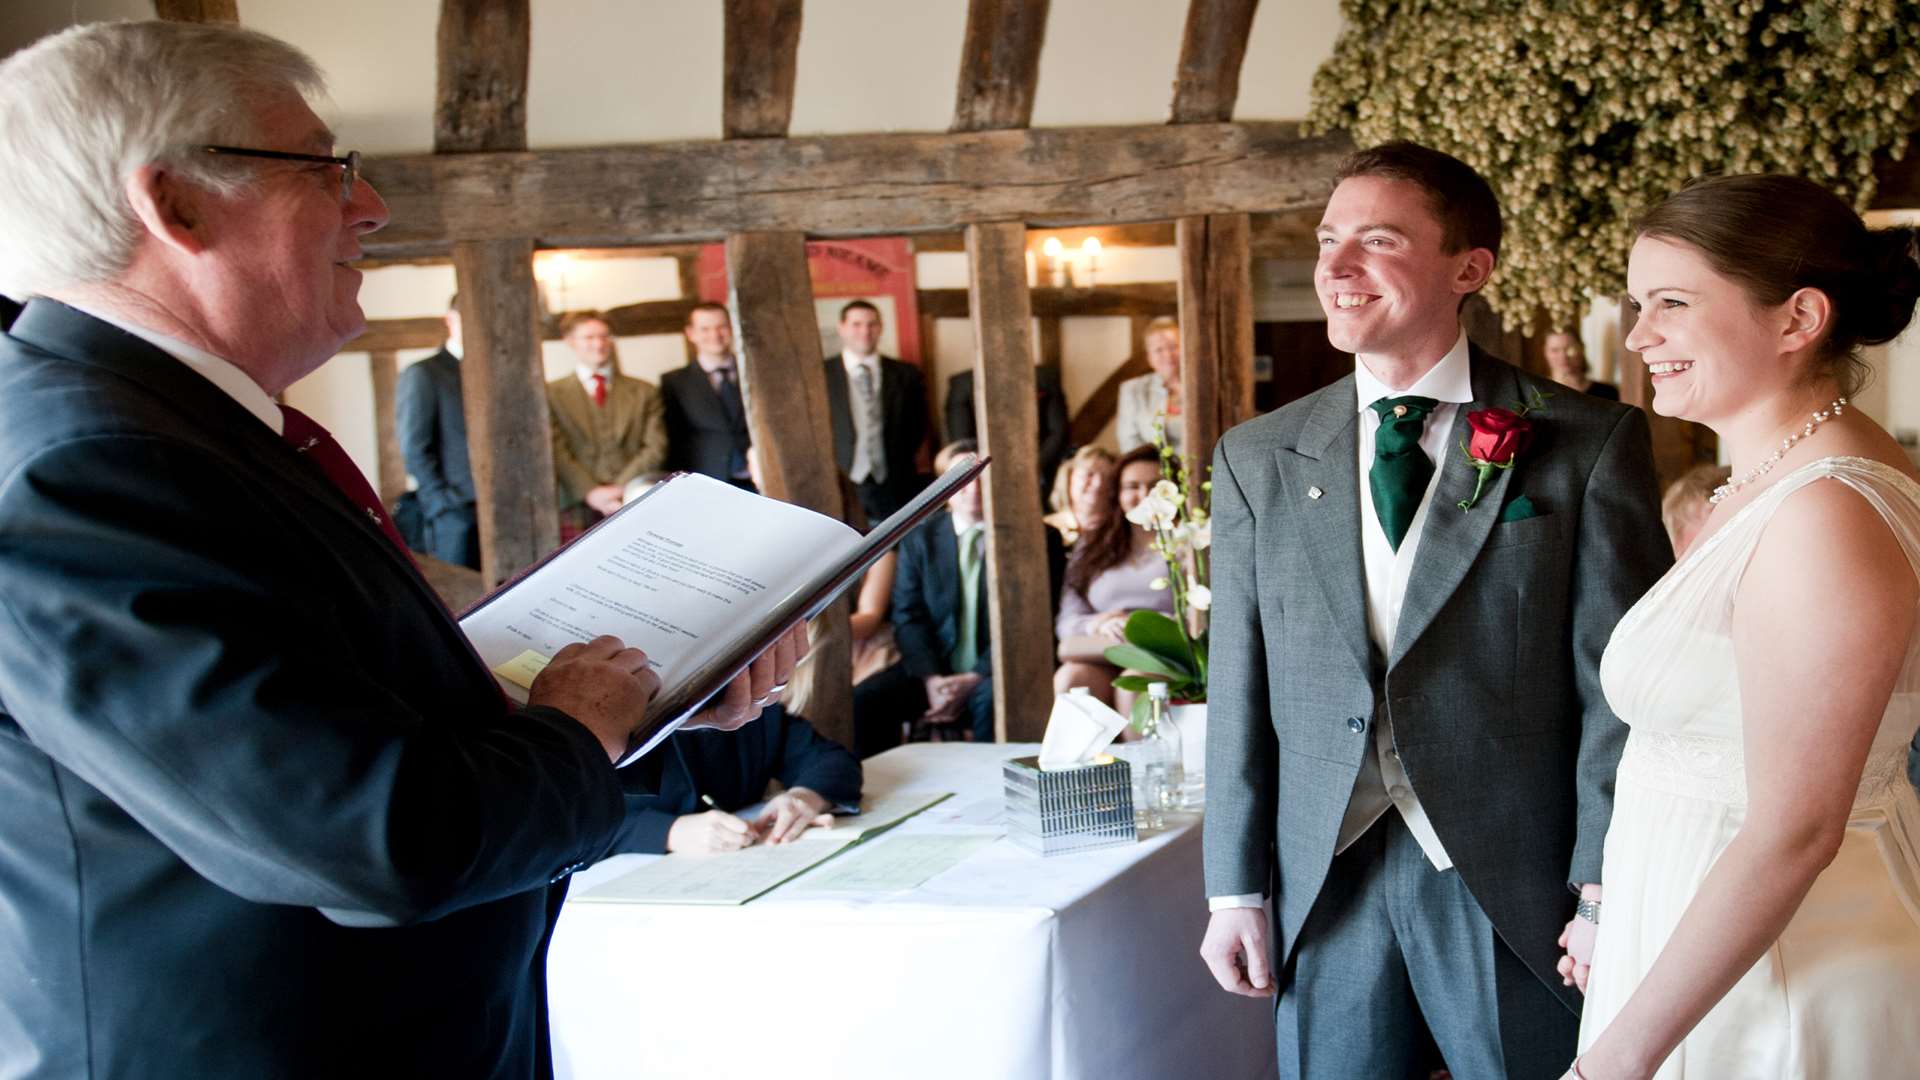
[444,338,463,360]
[696,352,737,375]
[67,303,283,435]
[841,350,880,377]
[575,362,615,394]
[1352,329,1473,414]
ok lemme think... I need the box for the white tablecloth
[548,742,1276,1080]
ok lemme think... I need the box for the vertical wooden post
[966,221,1053,743]
[1177,213,1254,488]
[951,0,1052,132]
[723,0,804,139]
[725,231,855,750]
[367,349,406,507]
[454,239,556,584]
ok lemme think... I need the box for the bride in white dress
[1568,175,1920,1079]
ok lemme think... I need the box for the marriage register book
[459,455,987,766]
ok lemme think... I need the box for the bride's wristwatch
[1575,898,1602,925]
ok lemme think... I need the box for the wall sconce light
[1041,236,1066,288]
[1081,237,1101,288]
[535,252,574,313]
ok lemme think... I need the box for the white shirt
[1208,329,1472,913]
[444,337,462,360]
[69,304,282,434]
[1338,329,1474,873]
[575,362,615,397]
[841,350,883,484]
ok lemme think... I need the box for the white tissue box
[1002,756,1137,856]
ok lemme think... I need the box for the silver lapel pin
[1308,486,1324,500]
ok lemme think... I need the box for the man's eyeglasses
[199,145,362,203]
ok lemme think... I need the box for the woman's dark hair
[1065,443,1162,597]
[1634,174,1920,396]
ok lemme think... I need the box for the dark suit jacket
[395,347,475,517]
[825,356,929,499]
[0,301,629,1078]
[1203,344,1671,1014]
[660,360,750,482]
[609,705,861,854]
[891,510,1065,680]
[944,367,1070,486]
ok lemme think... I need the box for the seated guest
[944,364,1070,498]
[1043,445,1116,547]
[609,705,861,854]
[1053,445,1176,707]
[1544,329,1619,399]
[1115,316,1184,454]
[855,440,1064,746]
[662,302,753,489]
[1661,462,1732,557]
[547,311,668,541]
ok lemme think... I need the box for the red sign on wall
[697,237,923,366]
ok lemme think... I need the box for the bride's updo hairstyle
[1634,174,1920,397]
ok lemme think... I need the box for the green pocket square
[1498,495,1538,523]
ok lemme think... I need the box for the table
[547,742,1277,1080]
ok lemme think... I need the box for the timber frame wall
[159,0,1920,747]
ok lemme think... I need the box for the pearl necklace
[1710,397,1848,504]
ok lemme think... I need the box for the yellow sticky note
[492,649,551,690]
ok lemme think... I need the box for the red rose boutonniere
[1456,389,1550,511]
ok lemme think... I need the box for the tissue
[1037,688,1129,770]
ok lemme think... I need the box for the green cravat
[949,524,984,673]
[1368,395,1439,552]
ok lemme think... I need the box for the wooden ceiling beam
[434,0,530,153]
[153,0,238,22]
[723,0,803,139]
[951,0,1051,133]
[358,122,1351,255]
[1170,0,1260,123]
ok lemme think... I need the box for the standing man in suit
[661,301,753,489]
[825,299,930,522]
[1198,142,1671,1077]
[855,441,1065,748]
[395,293,479,568]
[547,310,669,540]
[0,22,801,1077]
[944,364,1070,502]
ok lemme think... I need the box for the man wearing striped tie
[825,299,931,523]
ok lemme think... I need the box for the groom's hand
[1200,908,1276,997]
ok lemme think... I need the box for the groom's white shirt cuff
[1209,893,1264,911]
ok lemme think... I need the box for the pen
[701,794,756,847]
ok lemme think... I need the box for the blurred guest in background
[548,311,668,541]
[1053,445,1176,708]
[1116,316,1184,453]
[1661,462,1732,558]
[1044,445,1116,548]
[1545,329,1618,400]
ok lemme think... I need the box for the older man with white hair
[0,21,799,1078]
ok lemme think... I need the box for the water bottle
[1138,683,1183,829]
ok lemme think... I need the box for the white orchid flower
[1189,520,1211,550]
[1149,576,1169,591]
[1187,580,1212,611]
[1126,491,1178,530]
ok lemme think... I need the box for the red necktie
[280,405,414,557]
[591,373,608,408]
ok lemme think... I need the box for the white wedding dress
[1579,456,1920,1076]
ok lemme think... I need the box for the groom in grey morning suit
[1201,143,1672,1077]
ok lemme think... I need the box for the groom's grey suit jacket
[1202,345,1672,1008]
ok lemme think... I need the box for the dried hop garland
[1307,0,1920,329]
